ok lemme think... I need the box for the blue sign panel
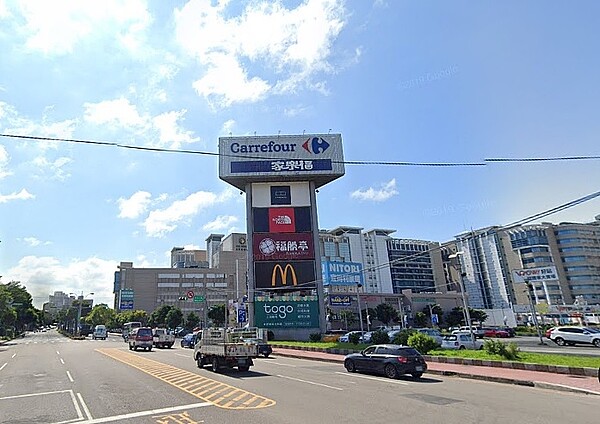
[120,289,134,310]
[321,261,364,286]
[231,159,333,173]
[237,307,247,323]
[329,295,352,307]
[120,300,134,310]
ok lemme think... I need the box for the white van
[93,325,107,340]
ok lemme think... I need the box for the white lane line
[277,374,344,391]
[0,363,7,372]
[174,353,190,358]
[68,389,84,421]
[60,358,65,365]
[0,389,72,400]
[66,371,74,382]
[334,371,409,385]
[57,351,60,355]
[11,353,16,358]
[73,401,212,424]
[77,392,93,421]
[269,362,297,368]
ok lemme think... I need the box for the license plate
[415,366,423,372]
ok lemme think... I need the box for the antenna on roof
[328,128,332,134]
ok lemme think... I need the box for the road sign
[120,300,134,310]
[431,314,439,325]
[193,295,205,302]
[237,307,247,323]
[186,290,194,299]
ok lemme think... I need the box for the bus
[122,321,142,341]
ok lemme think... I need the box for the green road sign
[193,295,205,302]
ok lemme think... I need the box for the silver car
[442,333,484,350]
[549,326,600,347]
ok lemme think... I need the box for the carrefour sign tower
[219,134,344,339]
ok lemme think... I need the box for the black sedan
[344,344,427,379]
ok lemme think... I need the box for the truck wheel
[168,343,173,348]
[239,365,250,372]
[211,357,219,373]
[196,355,205,368]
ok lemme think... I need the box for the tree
[374,303,398,325]
[208,304,226,326]
[0,285,17,337]
[470,309,488,324]
[165,308,184,329]
[185,312,200,330]
[422,304,444,326]
[413,311,428,327]
[85,304,116,327]
[339,309,357,330]
[445,307,465,327]
[149,305,173,327]
[116,310,149,327]
[3,281,38,332]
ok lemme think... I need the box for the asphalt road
[509,335,600,356]
[1,330,598,424]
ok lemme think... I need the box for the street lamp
[525,281,547,345]
[74,292,94,336]
[356,283,364,334]
[448,252,476,344]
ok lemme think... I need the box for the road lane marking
[77,392,93,421]
[69,389,84,421]
[11,353,16,358]
[60,358,65,365]
[0,363,7,372]
[96,348,276,410]
[175,353,190,358]
[0,389,73,400]
[66,371,74,382]
[277,374,344,391]
[68,401,211,424]
[334,371,410,385]
[268,362,297,367]
[57,351,60,355]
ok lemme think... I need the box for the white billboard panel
[512,266,559,283]
[251,182,311,207]
[219,134,344,190]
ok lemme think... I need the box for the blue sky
[1,0,599,308]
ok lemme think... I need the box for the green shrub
[348,332,361,345]
[309,332,321,342]
[407,332,438,355]
[370,330,390,344]
[391,329,415,346]
[483,339,520,360]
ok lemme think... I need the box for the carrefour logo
[302,137,330,154]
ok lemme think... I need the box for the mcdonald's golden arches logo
[271,264,297,286]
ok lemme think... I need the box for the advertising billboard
[254,260,316,289]
[253,233,315,261]
[218,134,345,190]
[119,289,134,310]
[254,299,319,328]
[512,266,559,283]
[251,182,311,207]
[253,207,312,233]
[328,294,353,307]
[321,261,364,286]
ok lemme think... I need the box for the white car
[442,333,484,350]
[338,331,365,343]
[452,326,485,339]
[414,328,443,346]
[549,326,600,348]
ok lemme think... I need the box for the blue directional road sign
[237,307,247,323]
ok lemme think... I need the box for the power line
[486,155,600,163]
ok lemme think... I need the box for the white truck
[194,327,263,372]
[152,328,175,348]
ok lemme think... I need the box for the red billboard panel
[254,261,316,289]
[253,233,315,261]
[268,207,295,233]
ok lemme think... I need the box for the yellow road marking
[96,348,275,410]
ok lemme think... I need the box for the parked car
[442,333,484,350]
[339,331,366,343]
[414,328,443,346]
[180,332,198,348]
[483,327,510,338]
[128,327,154,351]
[358,331,373,344]
[549,326,600,347]
[344,344,427,379]
[453,326,485,339]
[545,327,556,339]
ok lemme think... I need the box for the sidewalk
[272,347,600,396]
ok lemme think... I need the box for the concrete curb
[271,344,599,377]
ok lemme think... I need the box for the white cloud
[20,237,52,247]
[31,156,73,180]
[9,0,151,55]
[5,255,117,308]
[143,190,232,238]
[350,178,398,202]
[152,110,200,149]
[118,191,152,219]
[221,119,236,135]
[0,144,12,179]
[174,0,347,107]
[84,97,146,128]
[1,101,77,144]
[203,215,239,231]
[0,188,35,203]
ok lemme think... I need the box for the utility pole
[525,281,546,345]
[356,283,364,333]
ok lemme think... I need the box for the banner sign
[253,233,315,261]
[253,207,312,233]
[321,261,364,286]
[119,289,134,310]
[329,295,352,307]
[512,266,559,283]
[254,300,319,328]
[254,260,316,289]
